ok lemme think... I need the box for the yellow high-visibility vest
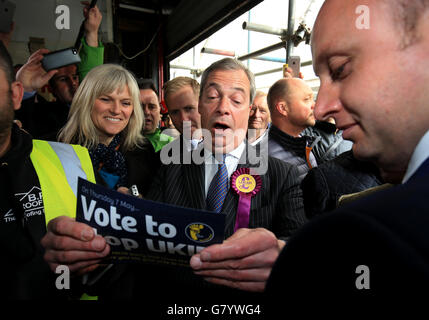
[30,140,95,223]
[30,140,97,300]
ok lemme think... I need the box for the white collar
[186,138,203,151]
[402,130,429,183]
[204,141,246,163]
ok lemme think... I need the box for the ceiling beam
[164,0,262,61]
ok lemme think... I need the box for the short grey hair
[199,58,256,104]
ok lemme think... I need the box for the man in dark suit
[263,0,429,306]
[153,58,305,239]
[160,58,306,294]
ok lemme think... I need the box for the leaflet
[75,178,225,267]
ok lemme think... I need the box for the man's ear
[10,81,24,111]
[276,101,288,117]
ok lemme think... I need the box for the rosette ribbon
[231,168,262,232]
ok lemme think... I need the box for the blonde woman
[59,64,160,195]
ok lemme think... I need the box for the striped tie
[206,155,228,213]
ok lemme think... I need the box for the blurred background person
[163,76,201,150]
[267,78,318,182]
[138,78,174,152]
[247,90,270,145]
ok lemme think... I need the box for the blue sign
[76,178,225,267]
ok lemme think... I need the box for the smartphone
[41,48,81,71]
[0,0,15,33]
[288,56,301,78]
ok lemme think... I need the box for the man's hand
[190,228,285,292]
[41,216,110,275]
[82,1,102,47]
[16,49,57,92]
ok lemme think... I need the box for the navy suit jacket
[266,157,429,307]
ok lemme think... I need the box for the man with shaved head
[265,0,429,302]
[267,77,317,181]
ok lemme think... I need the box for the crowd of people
[1,0,428,309]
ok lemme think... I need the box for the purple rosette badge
[231,168,262,232]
